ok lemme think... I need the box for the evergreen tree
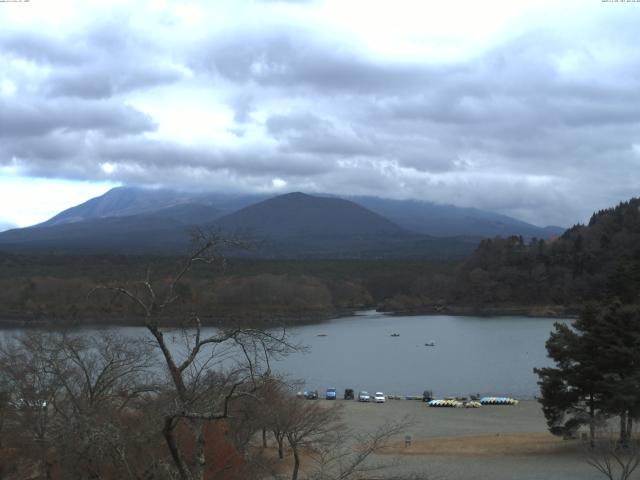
[535,302,640,446]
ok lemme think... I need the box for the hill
[380,197,640,314]
[0,192,477,259]
[34,186,563,239]
[350,196,564,238]
[39,187,265,227]
[213,192,403,238]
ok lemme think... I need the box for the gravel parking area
[320,399,604,480]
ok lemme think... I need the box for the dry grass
[381,432,582,457]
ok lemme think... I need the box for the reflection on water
[0,311,567,399]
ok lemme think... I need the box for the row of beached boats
[427,396,519,408]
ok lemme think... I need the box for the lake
[274,310,566,399]
[0,311,567,399]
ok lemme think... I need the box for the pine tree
[535,302,640,446]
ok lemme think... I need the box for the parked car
[374,392,386,403]
[344,388,354,400]
[305,390,319,400]
[422,390,433,402]
[326,388,337,400]
[358,391,370,402]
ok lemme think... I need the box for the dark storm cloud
[195,28,442,93]
[0,31,86,65]
[0,98,156,138]
[266,112,375,156]
[0,22,183,100]
[46,65,183,99]
[99,139,335,178]
[1,131,334,185]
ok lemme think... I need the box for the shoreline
[380,304,579,319]
[0,308,358,329]
[0,303,579,329]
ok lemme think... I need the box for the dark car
[423,390,433,402]
[344,388,354,400]
[305,390,319,400]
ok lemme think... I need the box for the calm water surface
[0,311,567,398]
[275,311,566,398]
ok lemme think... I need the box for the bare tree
[308,420,415,480]
[0,332,61,479]
[279,397,341,480]
[254,387,415,480]
[0,331,164,480]
[257,380,291,460]
[586,435,640,480]
[90,229,296,480]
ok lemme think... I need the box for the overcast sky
[1,0,639,229]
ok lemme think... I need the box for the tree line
[0,232,419,480]
[450,198,640,311]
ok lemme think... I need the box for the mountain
[38,187,564,239]
[0,192,476,258]
[207,192,478,258]
[0,214,194,254]
[0,221,16,234]
[0,187,564,258]
[213,192,403,238]
[348,196,564,239]
[40,187,266,227]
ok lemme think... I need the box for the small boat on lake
[317,333,328,337]
[424,341,435,347]
[390,333,400,337]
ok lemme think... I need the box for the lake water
[275,310,566,399]
[0,311,568,399]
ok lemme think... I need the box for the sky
[1,0,639,230]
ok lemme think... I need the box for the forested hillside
[416,198,640,313]
[3,198,638,324]
[0,254,455,325]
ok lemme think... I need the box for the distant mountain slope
[41,188,193,226]
[213,192,404,238]
[0,221,16,233]
[348,196,564,239]
[0,214,196,254]
[39,187,563,240]
[40,187,265,227]
[0,192,477,259]
[207,192,478,258]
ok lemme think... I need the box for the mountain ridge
[34,186,564,239]
[0,192,476,258]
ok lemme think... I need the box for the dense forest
[2,198,639,325]
[0,253,455,325]
[450,198,640,309]
[379,197,640,316]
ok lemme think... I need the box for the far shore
[381,303,580,319]
[0,303,579,329]
[0,308,356,329]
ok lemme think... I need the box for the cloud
[0,98,156,138]
[195,27,441,94]
[1,0,640,227]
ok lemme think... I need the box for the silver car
[358,390,370,402]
